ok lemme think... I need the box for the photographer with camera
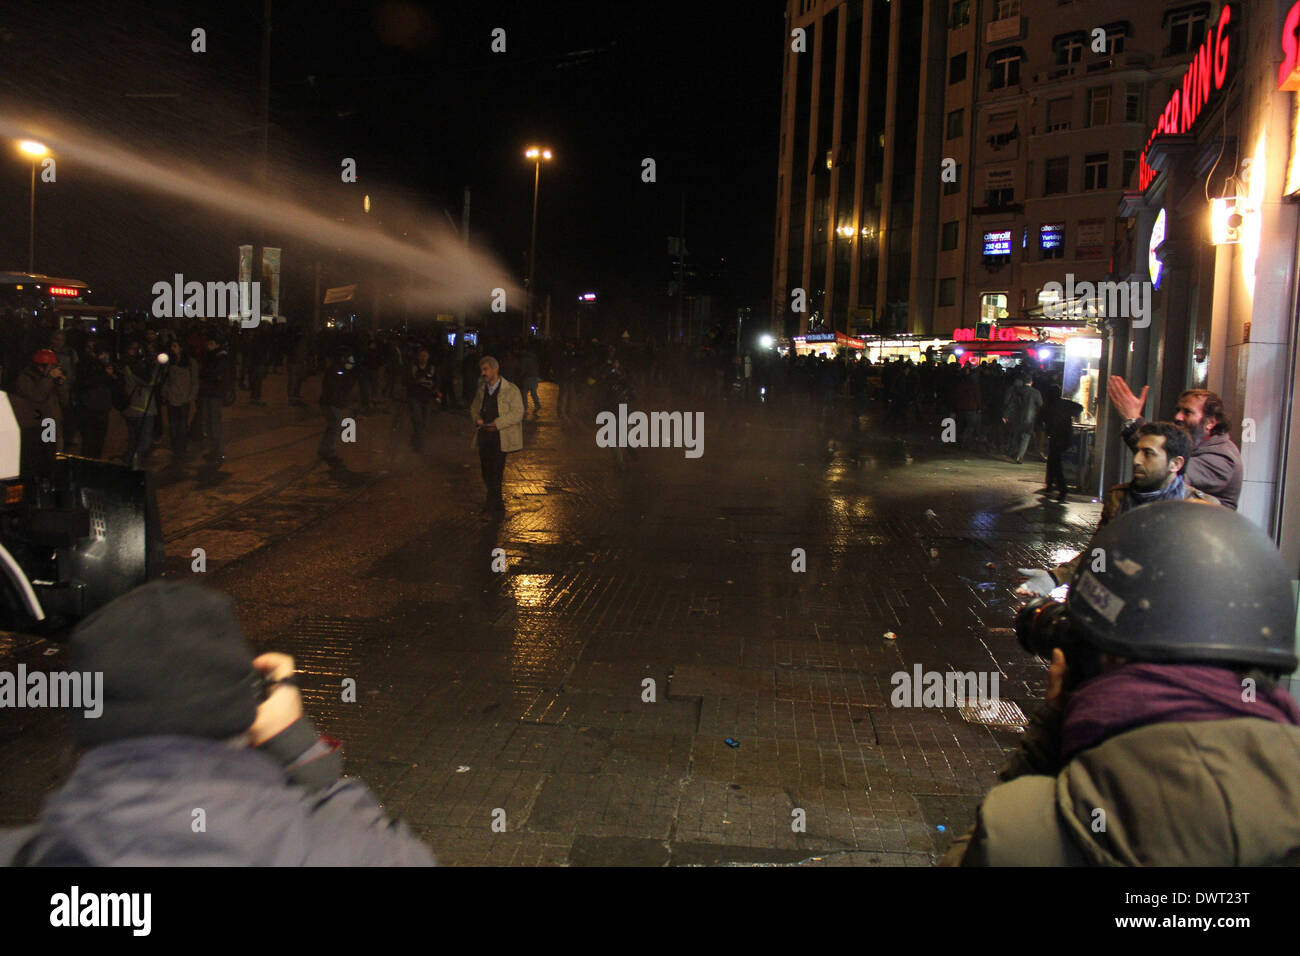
[1017,422,1218,596]
[944,502,1300,866]
[10,349,69,473]
[0,581,435,866]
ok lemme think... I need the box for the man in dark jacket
[74,344,117,460]
[197,332,233,466]
[319,348,356,463]
[11,349,69,472]
[944,503,1300,866]
[1040,384,1083,502]
[1107,377,1243,510]
[0,581,435,866]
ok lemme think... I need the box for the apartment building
[943,0,1198,332]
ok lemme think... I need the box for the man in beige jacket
[469,355,524,516]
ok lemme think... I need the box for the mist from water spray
[0,114,522,312]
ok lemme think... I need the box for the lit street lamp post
[18,140,49,273]
[524,146,552,338]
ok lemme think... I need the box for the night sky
[0,0,783,336]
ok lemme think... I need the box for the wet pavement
[0,373,1100,865]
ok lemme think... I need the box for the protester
[319,348,356,464]
[196,331,234,467]
[1018,421,1218,595]
[1107,377,1243,510]
[1001,374,1042,464]
[1039,384,1082,502]
[406,346,440,452]
[161,340,200,460]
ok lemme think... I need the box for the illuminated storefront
[1116,0,1300,591]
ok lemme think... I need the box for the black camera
[1014,596,1102,691]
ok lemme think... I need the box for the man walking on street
[197,332,234,467]
[406,346,440,452]
[469,355,524,516]
[1002,374,1043,464]
[1107,377,1243,510]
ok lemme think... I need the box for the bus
[0,272,120,334]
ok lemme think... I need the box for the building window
[939,277,957,307]
[1087,86,1111,127]
[1124,83,1142,122]
[1083,152,1109,190]
[1167,5,1209,56]
[985,186,1015,208]
[950,0,970,29]
[995,0,1021,18]
[1104,25,1127,55]
[989,51,1021,90]
[946,108,964,140]
[943,165,962,195]
[1040,222,1066,259]
[1044,157,1069,195]
[1122,149,1137,187]
[941,220,959,251]
[981,292,1009,320]
[950,52,968,84]
[1046,96,1071,132]
[1054,33,1086,65]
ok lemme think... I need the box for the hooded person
[0,581,434,866]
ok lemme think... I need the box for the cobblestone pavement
[0,375,1100,865]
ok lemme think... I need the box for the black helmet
[1066,501,1298,672]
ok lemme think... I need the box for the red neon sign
[1281,2,1300,90]
[953,327,1020,342]
[47,286,81,297]
[1138,4,1233,191]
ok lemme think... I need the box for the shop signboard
[1139,4,1235,190]
[1076,219,1106,259]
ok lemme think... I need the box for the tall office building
[772,0,949,338]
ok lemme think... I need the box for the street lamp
[17,140,49,274]
[524,146,553,337]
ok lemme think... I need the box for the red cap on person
[33,349,58,366]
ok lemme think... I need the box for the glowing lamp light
[18,140,48,158]
[760,334,774,349]
[953,347,965,356]
[1038,348,1053,362]
[579,292,596,301]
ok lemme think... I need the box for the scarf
[1120,472,1186,513]
[1062,662,1300,761]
